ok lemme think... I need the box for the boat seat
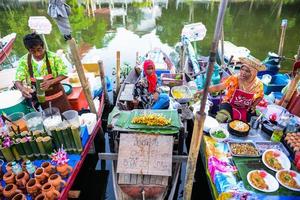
[118,173,168,186]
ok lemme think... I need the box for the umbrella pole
[116,51,121,95]
[98,60,109,104]
[278,19,288,57]
[183,0,229,199]
[68,38,97,114]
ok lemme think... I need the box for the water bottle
[25,160,36,177]
[11,161,22,175]
[286,118,297,133]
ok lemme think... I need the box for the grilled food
[132,114,171,126]
[229,120,250,132]
[230,143,259,156]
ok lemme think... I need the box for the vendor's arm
[15,57,34,98]
[195,82,226,95]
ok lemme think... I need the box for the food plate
[228,141,261,157]
[209,127,229,142]
[247,170,279,192]
[262,149,291,172]
[276,170,300,192]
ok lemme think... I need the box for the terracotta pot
[21,160,28,171]
[3,184,22,199]
[34,167,49,185]
[3,171,15,184]
[48,174,66,191]
[56,164,72,178]
[35,193,46,200]
[6,161,13,172]
[41,161,56,175]
[42,183,60,200]
[12,193,26,200]
[15,171,29,191]
[26,178,42,198]
[0,184,3,198]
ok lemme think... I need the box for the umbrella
[48,0,72,40]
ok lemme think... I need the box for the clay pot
[34,167,49,185]
[56,164,72,178]
[21,160,28,171]
[15,171,29,191]
[35,193,46,200]
[6,161,13,172]
[0,184,3,198]
[3,184,22,199]
[41,161,56,175]
[12,193,26,200]
[26,178,42,198]
[48,174,66,191]
[3,171,15,184]
[42,183,60,200]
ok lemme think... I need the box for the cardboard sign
[117,133,173,176]
[28,16,52,34]
[182,22,207,42]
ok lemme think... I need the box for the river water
[1,0,300,199]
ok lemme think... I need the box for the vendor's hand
[153,92,159,101]
[21,87,34,98]
[193,90,203,100]
[40,79,54,90]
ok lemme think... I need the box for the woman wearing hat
[195,56,265,122]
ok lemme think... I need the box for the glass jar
[271,126,284,142]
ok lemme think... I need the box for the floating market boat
[0,33,16,65]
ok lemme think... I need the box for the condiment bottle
[271,126,284,142]
[11,161,22,175]
[25,160,36,177]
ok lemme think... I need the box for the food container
[171,85,192,104]
[42,107,62,132]
[227,120,250,137]
[209,127,229,142]
[0,90,28,115]
[161,73,185,87]
[7,112,28,132]
[228,141,261,157]
[24,112,44,132]
[62,110,80,128]
[255,141,290,157]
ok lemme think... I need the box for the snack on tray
[229,143,259,156]
[131,113,171,126]
[249,171,269,190]
[277,171,300,190]
[264,151,283,170]
[284,132,300,152]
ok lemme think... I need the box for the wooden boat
[108,50,186,200]
[0,33,16,65]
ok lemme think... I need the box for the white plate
[262,149,291,172]
[203,116,219,132]
[276,170,300,192]
[209,127,229,142]
[247,170,279,192]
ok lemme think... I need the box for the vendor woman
[15,33,71,112]
[196,57,265,122]
[133,60,170,109]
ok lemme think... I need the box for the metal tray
[227,141,261,157]
[255,141,290,157]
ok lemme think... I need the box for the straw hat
[239,56,266,71]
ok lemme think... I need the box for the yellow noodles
[132,114,171,126]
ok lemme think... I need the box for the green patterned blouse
[15,51,68,83]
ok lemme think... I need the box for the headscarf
[143,60,157,93]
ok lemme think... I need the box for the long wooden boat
[108,50,187,200]
[0,33,16,65]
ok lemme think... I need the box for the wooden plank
[118,173,126,184]
[130,174,137,184]
[150,175,156,185]
[116,134,173,176]
[137,175,143,184]
[143,175,150,185]
[161,176,169,186]
[98,153,188,163]
[155,176,163,185]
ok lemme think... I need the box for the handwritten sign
[117,134,173,176]
[28,16,52,34]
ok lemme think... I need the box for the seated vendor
[15,33,71,112]
[133,60,170,109]
[196,57,265,122]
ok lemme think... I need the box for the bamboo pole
[116,51,121,95]
[296,45,300,61]
[220,25,225,67]
[98,60,109,104]
[278,19,288,57]
[281,71,300,108]
[68,38,97,114]
[183,0,229,199]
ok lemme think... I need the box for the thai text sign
[117,133,173,176]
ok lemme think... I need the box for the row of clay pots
[1,181,61,200]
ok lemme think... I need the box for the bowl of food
[228,120,250,137]
[209,127,229,142]
[171,85,192,104]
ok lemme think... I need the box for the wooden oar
[183,0,229,199]
[278,19,288,57]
